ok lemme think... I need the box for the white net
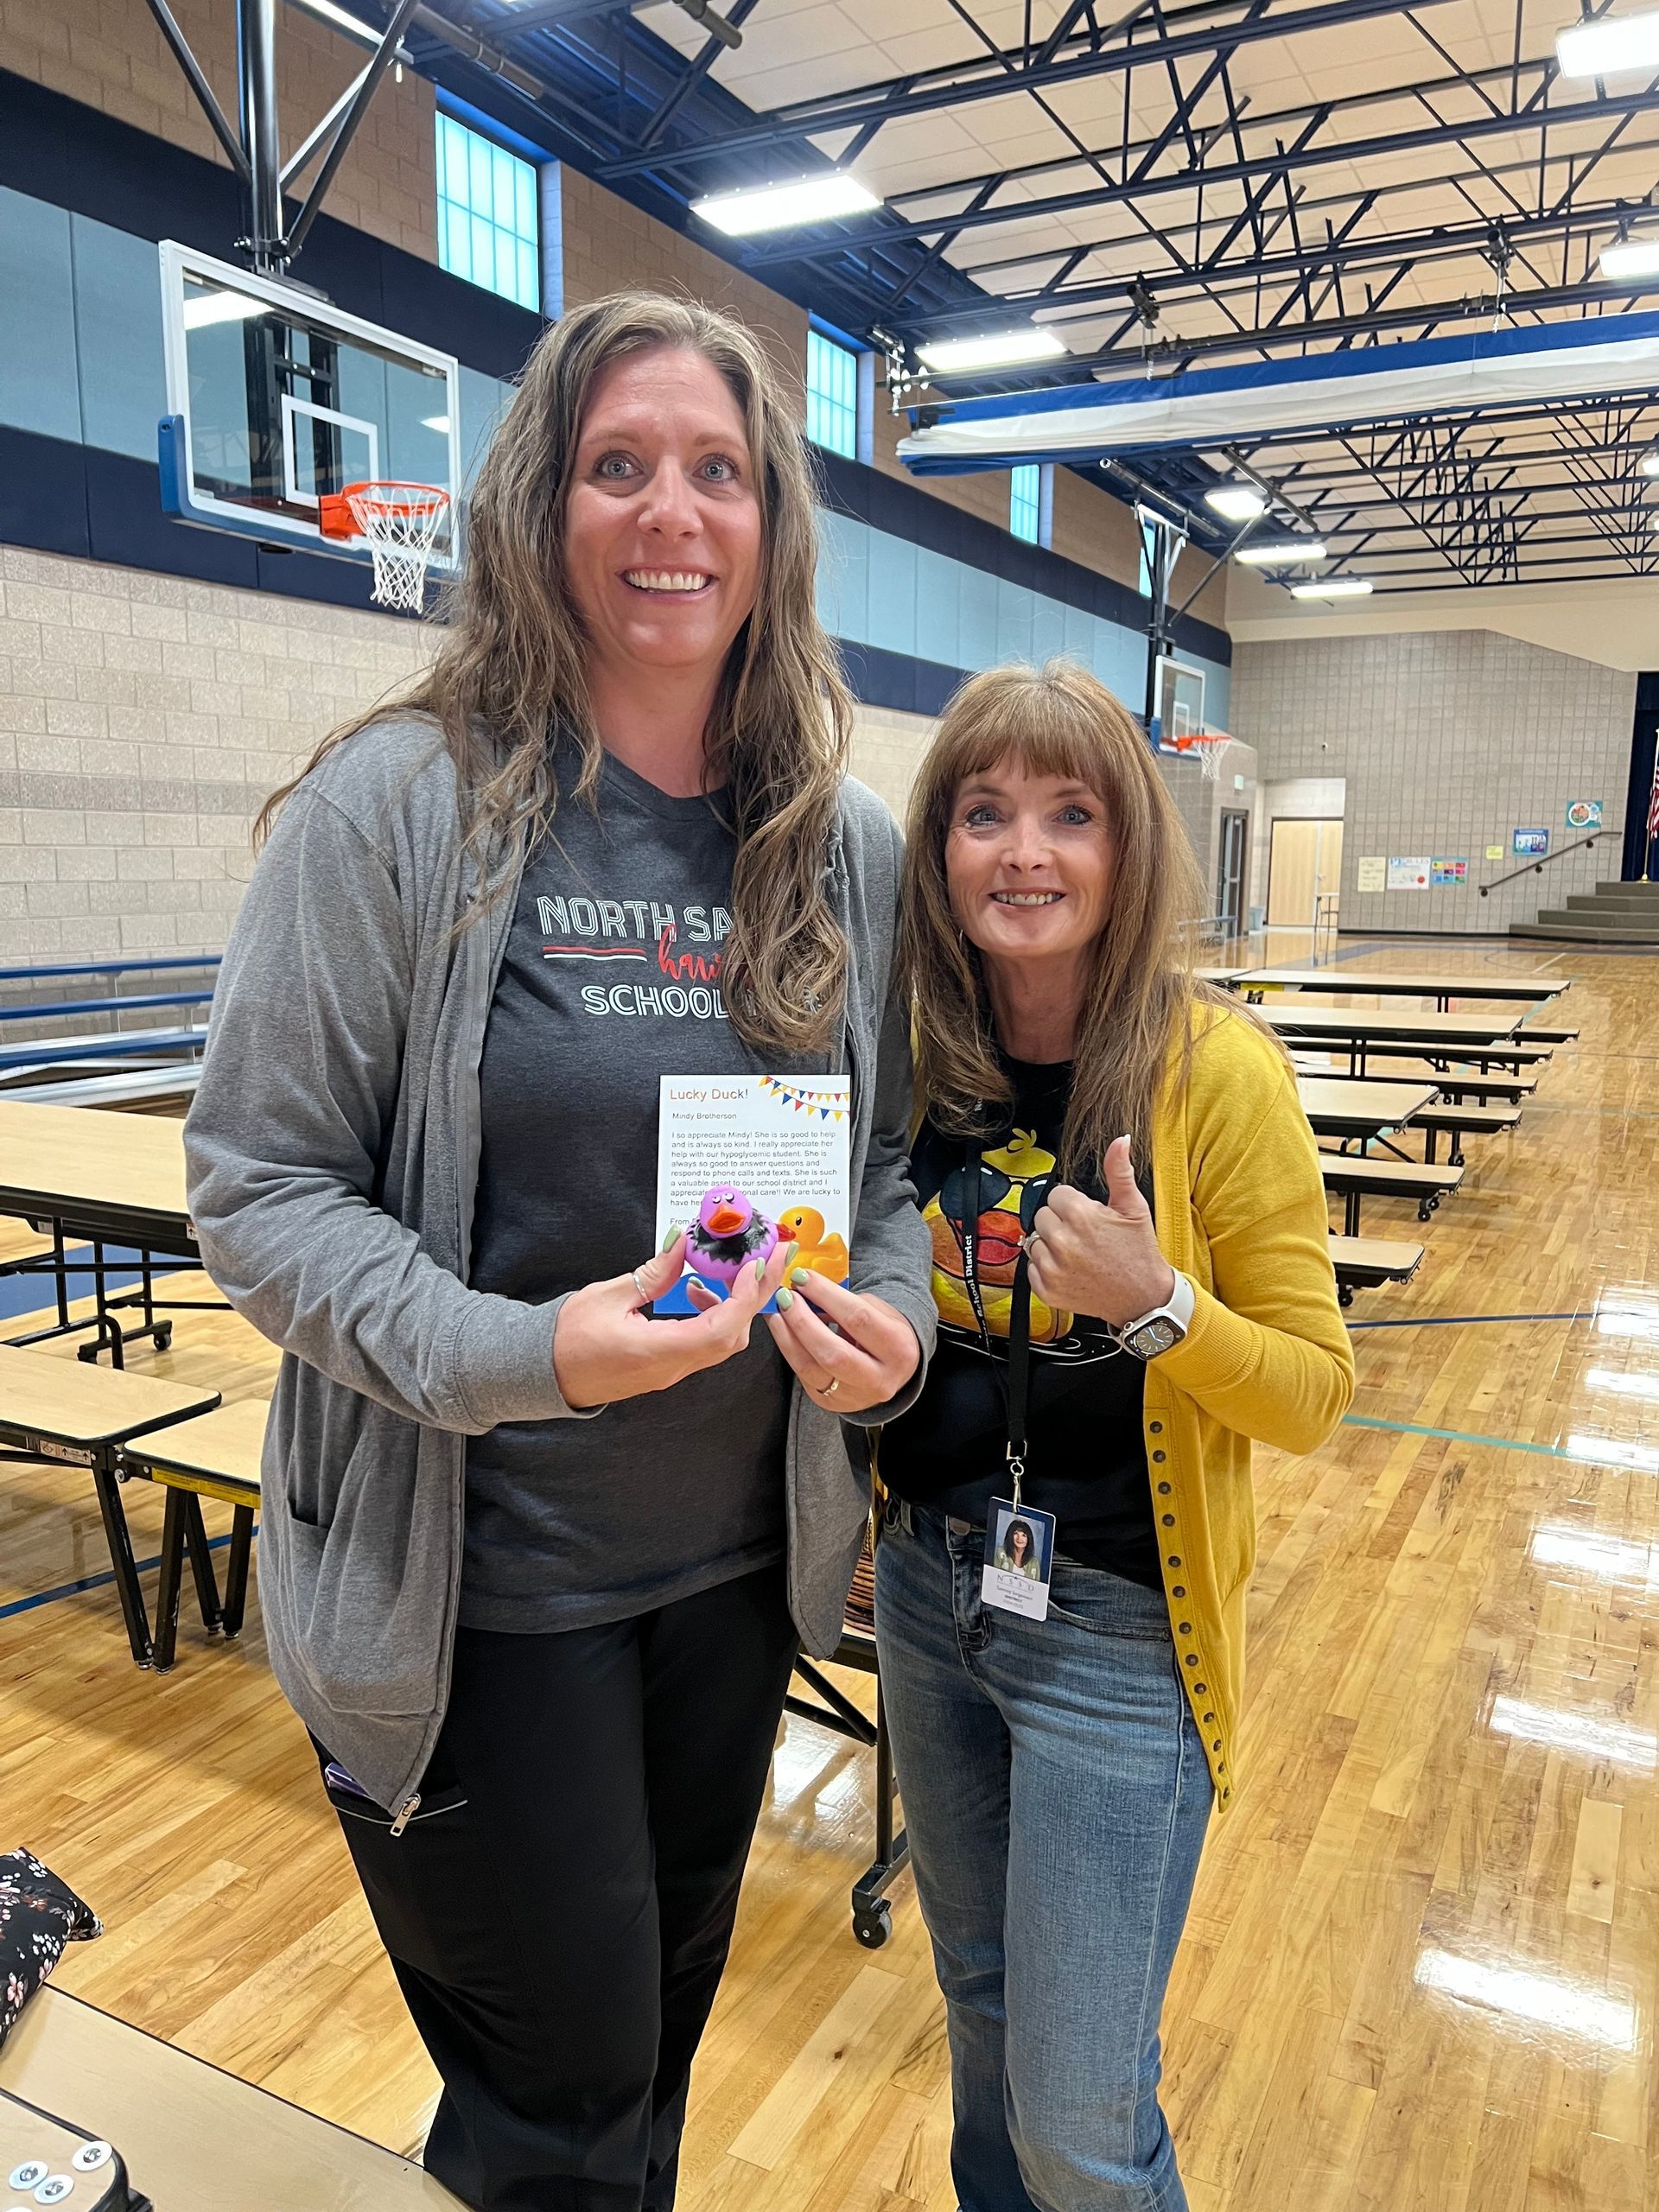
[346,483,451,613]
[1195,736,1231,784]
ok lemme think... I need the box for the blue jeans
[874,1506,1212,2212]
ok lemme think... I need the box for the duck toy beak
[707,1204,747,1236]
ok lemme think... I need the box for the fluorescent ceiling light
[1234,538,1326,563]
[1642,452,1659,476]
[1292,575,1374,598]
[1558,7,1659,76]
[916,328,1068,373]
[1600,233,1659,279]
[289,0,384,41]
[422,415,451,434]
[693,175,880,236]
[1205,482,1268,521]
[182,289,265,331]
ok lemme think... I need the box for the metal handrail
[1478,831,1603,897]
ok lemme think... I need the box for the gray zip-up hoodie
[183,717,934,1821]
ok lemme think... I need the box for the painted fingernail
[776,1285,795,1312]
[783,1241,799,1268]
[755,1255,767,1281]
[661,1224,681,1251]
[791,1268,811,1287]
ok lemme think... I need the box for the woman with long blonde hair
[185,293,932,2210]
[877,661,1352,2212]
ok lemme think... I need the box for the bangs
[927,666,1134,813]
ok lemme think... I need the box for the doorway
[1268,817,1344,929]
[1217,810,1249,938]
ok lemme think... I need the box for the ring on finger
[818,1376,841,1398]
[631,1267,650,1299]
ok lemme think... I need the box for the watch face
[1129,1317,1181,1358]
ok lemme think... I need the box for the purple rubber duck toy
[685,1185,778,1291]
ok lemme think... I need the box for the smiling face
[944,758,1116,991]
[563,345,763,696]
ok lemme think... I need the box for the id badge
[982,1498,1057,1622]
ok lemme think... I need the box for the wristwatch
[1116,1272,1195,1361]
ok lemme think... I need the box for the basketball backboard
[156,239,462,570]
[1154,657,1206,749]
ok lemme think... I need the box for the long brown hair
[900,658,1243,1179]
[257,292,852,1058]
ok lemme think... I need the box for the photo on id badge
[983,1499,1057,1620]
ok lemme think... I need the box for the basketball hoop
[318,480,451,613]
[1170,732,1234,785]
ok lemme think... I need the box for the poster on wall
[1431,858,1467,885]
[1387,856,1432,891]
[1513,827,1550,856]
[1357,856,1387,893]
[1565,799,1603,830]
[1485,845,1504,861]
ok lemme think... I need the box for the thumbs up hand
[1023,1135,1177,1331]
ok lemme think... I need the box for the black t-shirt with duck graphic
[880,1056,1160,1592]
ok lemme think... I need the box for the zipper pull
[390,1792,421,1837]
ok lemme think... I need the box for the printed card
[654,1074,852,1316]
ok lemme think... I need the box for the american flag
[1649,752,1659,876]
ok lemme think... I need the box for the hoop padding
[322,480,450,613]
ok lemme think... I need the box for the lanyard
[961,1149,1032,1506]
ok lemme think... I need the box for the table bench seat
[121,1401,267,1669]
[1328,1233,1425,1306]
[1320,1152,1465,1233]
[0,1343,220,1663]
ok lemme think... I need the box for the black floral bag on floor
[0,1850,102,2051]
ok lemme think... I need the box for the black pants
[322,1563,799,2211]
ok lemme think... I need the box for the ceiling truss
[385,0,1659,589]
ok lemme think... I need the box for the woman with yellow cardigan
[873,660,1352,2212]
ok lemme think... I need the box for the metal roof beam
[741,85,1659,270]
[596,0,1449,177]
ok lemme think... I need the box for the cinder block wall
[0,548,432,963]
[1231,632,1636,934]
[558,168,808,401]
[1,0,438,260]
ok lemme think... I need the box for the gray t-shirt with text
[461,750,791,1630]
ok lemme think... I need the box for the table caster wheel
[853,1901,892,1949]
[155,1322,174,1351]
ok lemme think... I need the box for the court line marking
[1343,1414,1647,1473]
[1349,1310,1587,1330]
[0,1531,243,1624]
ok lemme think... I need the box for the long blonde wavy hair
[900,659,1243,1180]
[258,291,853,1058]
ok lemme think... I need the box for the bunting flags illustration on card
[760,1077,846,1122]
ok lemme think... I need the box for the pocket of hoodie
[280,1433,451,1718]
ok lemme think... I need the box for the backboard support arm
[287,0,423,260]
[142,0,251,185]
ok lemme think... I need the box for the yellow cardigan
[1142,1002,1354,1808]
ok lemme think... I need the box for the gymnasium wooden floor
[2,935,1655,2209]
